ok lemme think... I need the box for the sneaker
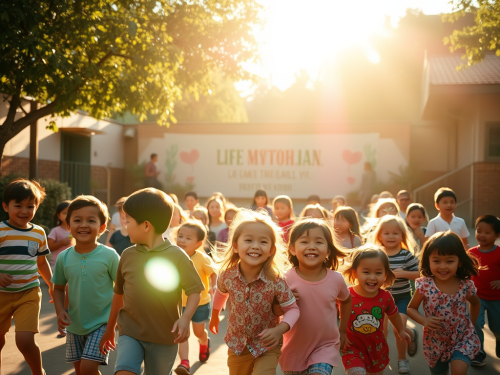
[497,339,500,358]
[407,328,418,357]
[398,359,410,374]
[471,351,486,367]
[174,364,190,375]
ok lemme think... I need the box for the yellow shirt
[182,250,215,307]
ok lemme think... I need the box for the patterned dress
[416,277,480,368]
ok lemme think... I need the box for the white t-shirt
[425,214,470,239]
[210,222,227,238]
[399,211,406,220]
[111,212,121,229]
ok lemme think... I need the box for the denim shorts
[393,294,412,315]
[182,302,211,323]
[283,362,333,375]
[429,350,471,375]
[66,324,108,365]
[114,334,178,375]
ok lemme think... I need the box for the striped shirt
[386,249,419,296]
[0,220,50,293]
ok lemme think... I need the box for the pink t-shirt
[280,268,350,371]
[48,226,72,266]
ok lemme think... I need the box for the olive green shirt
[114,239,204,345]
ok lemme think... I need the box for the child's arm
[0,272,13,287]
[467,292,481,326]
[48,237,71,250]
[209,272,217,298]
[209,288,229,334]
[393,270,420,280]
[99,293,124,354]
[461,237,469,249]
[53,284,71,332]
[258,301,299,350]
[172,291,201,344]
[338,294,352,349]
[387,312,411,344]
[37,255,53,301]
[407,290,443,330]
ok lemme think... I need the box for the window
[486,123,500,160]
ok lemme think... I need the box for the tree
[0,0,260,163]
[444,0,500,65]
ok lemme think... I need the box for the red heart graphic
[186,176,195,183]
[342,150,362,165]
[180,149,199,165]
[348,177,356,185]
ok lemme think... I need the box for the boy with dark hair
[99,188,204,375]
[425,187,470,247]
[184,191,199,213]
[469,215,500,366]
[307,194,321,205]
[0,178,53,375]
[52,195,120,375]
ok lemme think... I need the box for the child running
[468,215,500,366]
[272,195,295,243]
[334,206,363,249]
[175,221,217,375]
[209,209,299,375]
[405,203,427,252]
[341,246,411,375]
[52,196,120,375]
[372,215,418,374]
[407,231,481,375]
[279,218,352,375]
[47,200,74,267]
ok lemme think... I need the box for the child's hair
[434,187,457,204]
[211,192,227,207]
[66,195,110,231]
[476,215,500,234]
[185,191,198,200]
[179,220,208,243]
[406,203,428,222]
[115,197,127,213]
[206,196,225,227]
[373,215,417,255]
[173,203,189,225]
[288,218,348,270]
[224,205,239,222]
[370,198,400,219]
[332,195,346,206]
[3,178,46,206]
[307,194,321,203]
[168,193,179,205]
[192,206,209,224]
[213,208,289,280]
[379,191,393,199]
[334,206,362,238]
[272,195,296,219]
[343,245,396,289]
[299,203,329,219]
[123,188,173,234]
[53,200,71,227]
[251,189,269,206]
[420,231,480,279]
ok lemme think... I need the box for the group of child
[0,178,499,375]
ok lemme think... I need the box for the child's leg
[143,341,177,374]
[485,300,500,344]
[0,334,5,370]
[192,322,208,345]
[252,346,281,375]
[79,359,101,375]
[450,359,468,375]
[393,313,408,360]
[346,368,367,375]
[114,335,144,375]
[178,340,189,361]
[227,347,254,375]
[15,331,43,375]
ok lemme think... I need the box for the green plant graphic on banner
[364,144,377,169]
[165,144,178,184]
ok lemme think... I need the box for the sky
[241,0,455,93]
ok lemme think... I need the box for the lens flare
[144,257,179,292]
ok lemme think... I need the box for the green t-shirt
[52,244,120,335]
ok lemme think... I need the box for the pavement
[3,281,500,375]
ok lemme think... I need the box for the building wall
[1,156,60,180]
[90,166,126,206]
[474,162,500,218]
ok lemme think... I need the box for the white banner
[141,133,379,198]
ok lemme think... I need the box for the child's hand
[339,329,352,349]
[393,268,406,278]
[0,273,13,288]
[48,284,54,303]
[56,310,72,332]
[272,302,284,317]
[63,237,72,246]
[209,312,220,334]
[491,280,500,289]
[172,317,190,343]
[258,327,282,350]
[99,328,116,355]
[423,316,443,330]
[397,329,411,345]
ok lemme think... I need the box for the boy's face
[125,214,149,244]
[68,206,105,245]
[397,194,412,212]
[476,222,499,248]
[435,196,456,216]
[176,226,202,255]
[2,198,37,229]
[185,196,198,211]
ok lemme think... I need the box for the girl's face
[255,196,267,208]
[407,209,425,230]
[274,202,291,221]
[225,210,237,226]
[305,208,323,219]
[353,257,387,296]
[185,196,198,211]
[208,201,222,220]
[379,222,403,250]
[192,211,207,225]
[377,203,397,218]
[58,207,69,226]
[235,222,274,269]
[429,250,460,282]
[119,211,128,229]
[334,215,351,234]
[290,227,330,270]
[176,226,202,256]
[170,209,181,228]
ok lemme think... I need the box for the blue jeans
[475,298,500,353]
[429,351,471,375]
[114,335,178,375]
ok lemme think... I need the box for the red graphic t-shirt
[341,287,398,372]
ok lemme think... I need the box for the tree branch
[18,102,29,116]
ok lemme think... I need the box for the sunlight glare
[144,257,179,292]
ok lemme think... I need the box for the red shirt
[278,220,295,243]
[469,245,500,300]
[341,287,398,372]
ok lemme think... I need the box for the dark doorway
[60,132,91,196]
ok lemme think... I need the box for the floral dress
[416,277,480,368]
